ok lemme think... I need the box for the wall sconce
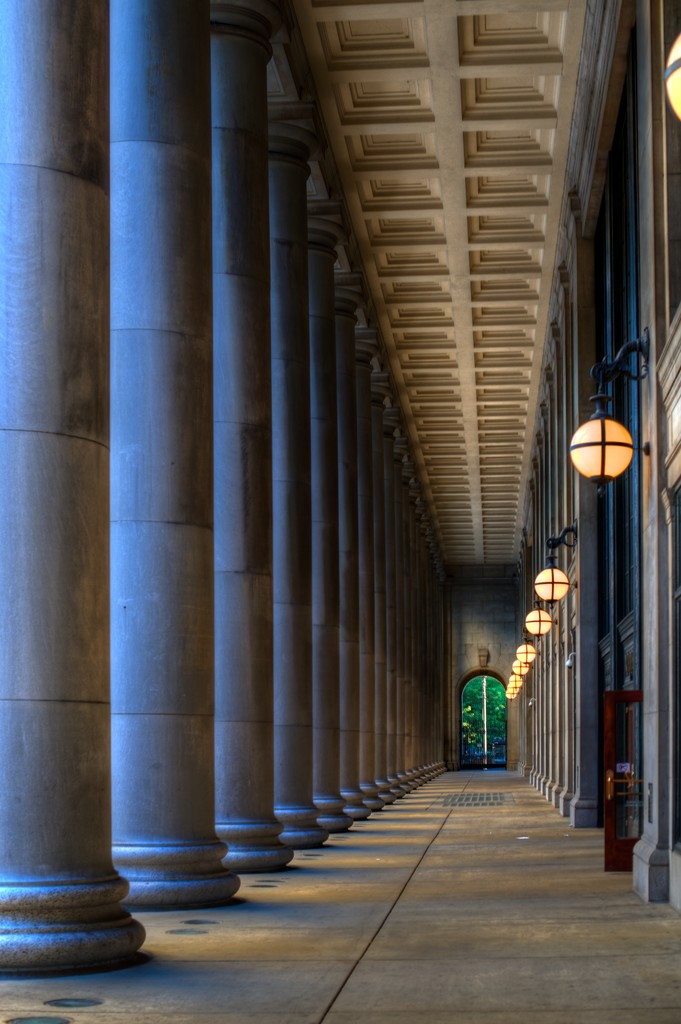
[665,33,681,121]
[565,652,576,669]
[512,658,530,677]
[569,331,649,493]
[534,558,570,604]
[507,674,523,700]
[533,522,577,604]
[525,605,553,636]
[516,637,537,666]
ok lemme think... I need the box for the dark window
[594,36,641,695]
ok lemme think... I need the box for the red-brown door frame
[603,690,643,871]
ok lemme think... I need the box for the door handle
[606,769,614,801]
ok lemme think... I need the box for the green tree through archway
[461,676,507,767]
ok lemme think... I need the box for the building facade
[0,0,679,972]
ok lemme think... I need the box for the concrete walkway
[4,772,681,1023]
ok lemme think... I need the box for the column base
[0,876,145,974]
[360,780,385,812]
[388,774,404,799]
[342,787,371,820]
[377,777,396,804]
[558,788,574,817]
[395,771,411,795]
[217,820,293,872]
[314,793,353,833]
[113,841,240,908]
[633,834,670,903]
[569,795,598,828]
[276,805,329,849]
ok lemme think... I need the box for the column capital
[308,212,344,255]
[416,499,430,534]
[355,327,378,366]
[383,404,400,439]
[211,1,280,44]
[402,455,416,485]
[335,284,361,321]
[371,370,391,407]
[268,112,318,167]
[335,271,364,320]
[393,432,408,464]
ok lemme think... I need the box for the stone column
[402,456,418,789]
[435,566,446,771]
[110,0,238,910]
[308,216,352,833]
[356,331,383,811]
[269,119,328,850]
[337,284,370,820]
[416,500,430,777]
[372,368,394,802]
[0,2,144,970]
[212,4,292,872]
[394,436,410,793]
[443,577,452,769]
[383,404,402,798]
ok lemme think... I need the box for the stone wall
[447,568,519,770]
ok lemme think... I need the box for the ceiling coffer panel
[289,0,586,565]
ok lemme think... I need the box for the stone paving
[4,771,681,1023]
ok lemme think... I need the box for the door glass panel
[614,700,642,840]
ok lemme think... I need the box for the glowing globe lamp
[512,659,530,677]
[534,563,570,604]
[665,32,681,121]
[569,415,633,485]
[516,641,537,665]
[525,607,552,636]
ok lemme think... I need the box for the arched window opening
[461,676,507,769]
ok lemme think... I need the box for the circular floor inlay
[7,1017,72,1024]
[46,1001,103,1008]
[166,928,208,935]
[181,919,218,925]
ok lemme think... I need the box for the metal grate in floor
[442,793,513,807]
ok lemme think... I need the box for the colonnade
[0,0,447,972]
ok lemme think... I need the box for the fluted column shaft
[308,217,351,833]
[402,459,417,788]
[407,482,421,778]
[383,406,401,796]
[0,1,144,970]
[420,527,431,769]
[372,370,393,802]
[356,332,383,811]
[417,507,428,770]
[212,6,292,872]
[110,0,237,910]
[393,437,409,792]
[337,287,369,819]
[269,123,327,850]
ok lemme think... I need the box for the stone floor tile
[330,953,681,1015]
[4,772,681,1024]
[0,960,349,1017]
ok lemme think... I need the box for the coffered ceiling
[283,0,587,568]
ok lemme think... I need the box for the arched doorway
[461,675,507,768]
